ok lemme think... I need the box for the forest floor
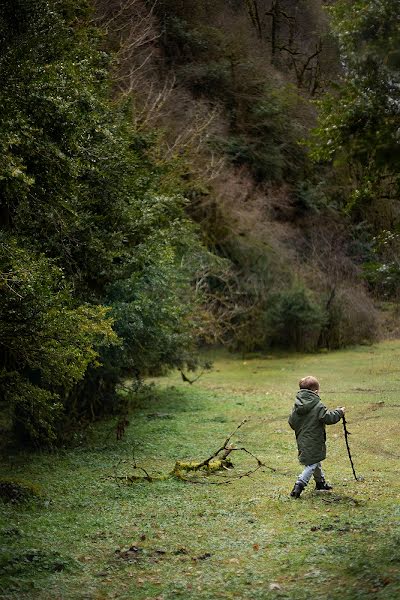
[1,341,400,599]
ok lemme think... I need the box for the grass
[1,340,400,599]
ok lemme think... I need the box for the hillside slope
[94,0,384,351]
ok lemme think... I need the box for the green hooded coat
[288,389,343,465]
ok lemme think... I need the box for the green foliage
[363,230,400,299]
[178,60,232,99]
[1,0,134,296]
[0,0,202,445]
[0,235,117,444]
[265,285,326,351]
[309,0,400,303]
[0,238,116,386]
[199,228,294,352]
[294,180,331,214]
[226,86,308,182]
[310,0,400,219]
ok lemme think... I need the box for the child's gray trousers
[297,462,325,485]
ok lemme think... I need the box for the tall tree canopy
[311,0,400,298]
[0,0,200,445]
[311,0,400,223]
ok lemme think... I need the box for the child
[288,375,345,498]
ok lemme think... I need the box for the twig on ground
[105,419,276,485]
[193,419,248,470]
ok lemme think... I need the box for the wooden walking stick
[342,414,358,481]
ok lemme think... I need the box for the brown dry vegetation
[92,0,380,351]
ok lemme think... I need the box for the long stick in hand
[342,414,358,481]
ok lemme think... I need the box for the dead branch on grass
[106,419,276,486]
[192,418,248,470]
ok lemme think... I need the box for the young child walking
[289,375,345,498]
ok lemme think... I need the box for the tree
[0,0,201,445]
[243,0,336,95]
[309,0,400,305]
[310,0,400,228]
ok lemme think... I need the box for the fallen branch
[193,419,248,470]
[177,463,266,486]
[171,454,234,478]
[230,446,275,470]
[107,419,275,485]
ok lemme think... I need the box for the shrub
[363,230,400,300]
[265,286,325,351]
[177,61,232,99]
[323,286,379,349]
[0,237,117,445]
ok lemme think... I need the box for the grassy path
[1,342,400,599]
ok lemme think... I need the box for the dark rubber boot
[315,480,333,491]
[290,481,305,498]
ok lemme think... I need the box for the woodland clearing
[1,341,400,600]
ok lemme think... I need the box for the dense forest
[1,0,400,446]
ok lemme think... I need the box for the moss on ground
[1,341,400,599]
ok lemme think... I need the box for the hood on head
[294,389,320,415]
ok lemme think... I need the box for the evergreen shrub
[265,286,325,351]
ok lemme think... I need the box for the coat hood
[294,389,320,415]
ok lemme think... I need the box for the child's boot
[290,480,305,498]
[315,480,333,491]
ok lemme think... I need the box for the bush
[212,85,307,182]
[363,230,400,300]
[177,61,232,99]
[265,286,325,351]
[322,287,379,349]
[0,237,117,445]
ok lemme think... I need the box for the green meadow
[1,341,400,599]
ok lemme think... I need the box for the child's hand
[339,406,346,414]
